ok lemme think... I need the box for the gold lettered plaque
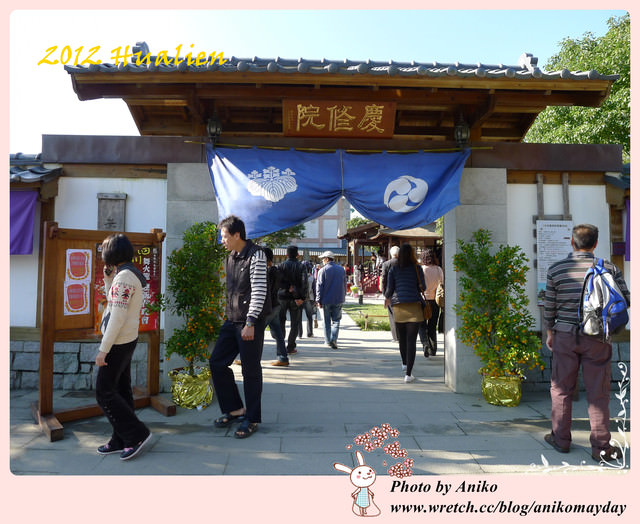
[283,100,396,138]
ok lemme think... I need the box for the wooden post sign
[32,222,175,442]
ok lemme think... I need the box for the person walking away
[95,233,152,461]
[543,224,630,461]
[263,247,289,367]
[277,245,307,355]
[209,215,270,439]
[298,260,316,338]
[380,245,399,342]
[316,251,347,349]
[384,243,426,383]
[419,249,444,357]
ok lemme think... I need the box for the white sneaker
[404,375,415,383]
[401,364,407,371]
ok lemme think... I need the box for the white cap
[320,250,335,259]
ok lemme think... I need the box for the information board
[536,220,573,303]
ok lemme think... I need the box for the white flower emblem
[247,166,298,202]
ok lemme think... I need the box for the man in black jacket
[277,245,307,354]
[263,247,289,366]
[209,215,269,439]
[380,245,399,342]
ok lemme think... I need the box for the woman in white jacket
[95,234,152,461]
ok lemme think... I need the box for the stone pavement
[9,296,630,476]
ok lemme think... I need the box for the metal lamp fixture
[206,116,222,145]
[453,116,470,148]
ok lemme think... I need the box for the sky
[8,7,628,154]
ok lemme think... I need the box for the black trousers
[418,300,440,353]
[96,339,150,448]
[278,298,301,351]
[209,319,265,423]
[396,321,420,376]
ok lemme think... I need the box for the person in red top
[419,249,444,357]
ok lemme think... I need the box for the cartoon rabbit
[333,451,381,517]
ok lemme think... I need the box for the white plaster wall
[55,177,167,232]
[10,177,167,328]
[507,183,611,330]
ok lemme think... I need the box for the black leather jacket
[276,258,307,301]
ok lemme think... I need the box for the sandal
[214,412,245,428]
[234,419,258,439]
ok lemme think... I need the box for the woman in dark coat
[383,243,426,383]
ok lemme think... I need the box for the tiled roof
[604,172,630,190]
[65,43,618,82]
[10,153,62,183]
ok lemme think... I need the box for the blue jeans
[265,305,288,362]
[322,303,343,345]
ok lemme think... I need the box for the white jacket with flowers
[99,268,144,353]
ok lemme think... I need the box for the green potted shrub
[452,229,545,406]
[151,221,227,408]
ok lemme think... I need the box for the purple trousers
[550,326,612,454]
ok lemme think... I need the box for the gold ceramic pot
[168,366,214,409]
[481,375,522,407]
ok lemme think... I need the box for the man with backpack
[543,224,630,462]
[277,245,307,355]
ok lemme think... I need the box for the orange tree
[452,229,544,379]
[151,221,227,374]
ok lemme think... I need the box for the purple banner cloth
[626,198,630,261]
[10,191,38,255]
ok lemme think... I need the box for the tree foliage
[150,222,227,372]
[346,217,373,230]
[525,14,630,161]
[452,229,545,379]
[256,224,306,248]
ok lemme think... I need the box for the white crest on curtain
[383,175,429,213]
[247,166,298,202]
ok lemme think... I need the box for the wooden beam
[62,164,167,179]
[70,70,614,95]
[507,171,606,184]
[31,403,64,442]
[562,172,571,219]
[54,394,150,423]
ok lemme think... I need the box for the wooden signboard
[283,100,396,138]
[33,222,174,442]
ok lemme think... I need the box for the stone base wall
[9,340,168,392]
[521,339,630,393]
[9,336,628,393]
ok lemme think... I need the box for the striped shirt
[247,248,268,323]
[543,251,630,331]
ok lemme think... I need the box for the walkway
[10,295,630,476]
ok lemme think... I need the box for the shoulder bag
[435,281,445,308]
[415,264,432,320]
